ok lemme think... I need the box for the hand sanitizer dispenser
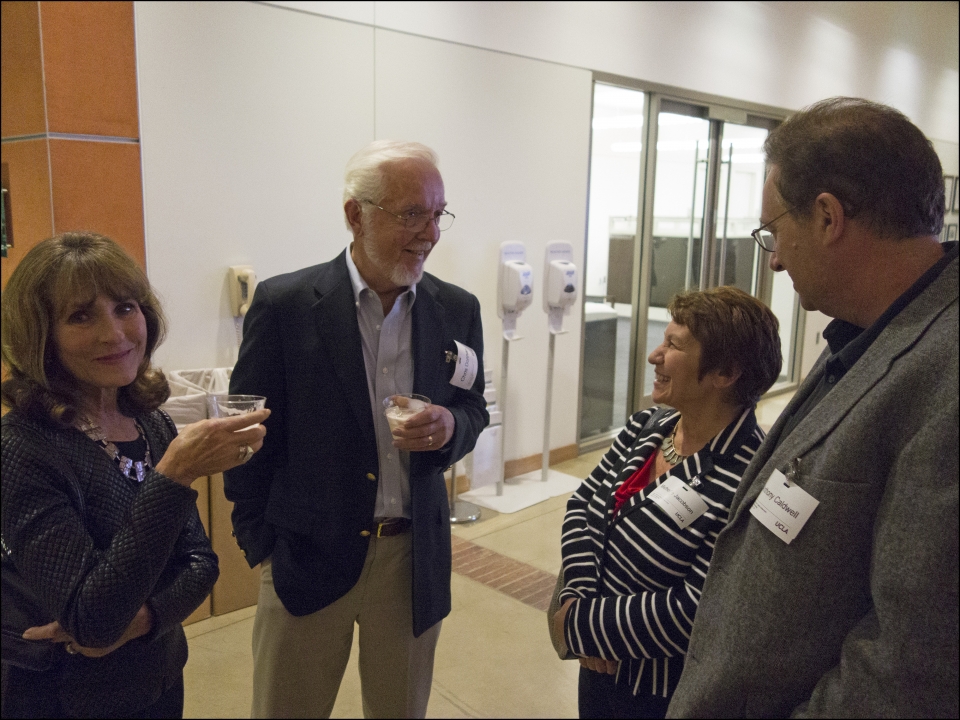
[543,242,577,334]
[497,242,534,340]
[546,260,577,308]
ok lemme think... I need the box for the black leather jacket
[1,409,219,717]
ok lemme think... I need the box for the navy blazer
[224,250,488,636]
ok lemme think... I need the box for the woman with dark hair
[553,286,782,719]
[1,232,269,718]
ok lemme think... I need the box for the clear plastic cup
[383,394,430,432]
[208,394,266,428]
[209,394,266,417]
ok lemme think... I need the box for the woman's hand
[554,597,575,647]
[579,656,619,674]
[555,597,618,674]
[155,408,270,487]
[22,604,153,658]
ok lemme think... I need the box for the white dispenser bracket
[541,242,578,480]
[498,242,534,340]
[495,242,533,495]
[543,242,577,334]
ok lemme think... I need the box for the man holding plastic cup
[225,140,489,719]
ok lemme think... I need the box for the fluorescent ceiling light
[611,142,643,153]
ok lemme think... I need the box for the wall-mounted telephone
[228,265,257,317]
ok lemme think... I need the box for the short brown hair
[764,97,944,239]
[668,286,782,407]
[1,232,170,426]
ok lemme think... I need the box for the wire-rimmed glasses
[751,208,792,252]
[363,200,455,232]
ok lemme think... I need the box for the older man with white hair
[225,141,489,718]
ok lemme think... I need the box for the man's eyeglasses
[362,200,455,232]
[751,208,792,252]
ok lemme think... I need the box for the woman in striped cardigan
[555,287,782,719]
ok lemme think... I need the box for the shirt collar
[344,243,418,306]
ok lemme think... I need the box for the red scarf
[613,450,657,518]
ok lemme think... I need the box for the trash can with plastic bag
[161,367,260,618]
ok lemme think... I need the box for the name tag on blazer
[750,468,819,544]
[648,476,708,529]
[447,340,478,390]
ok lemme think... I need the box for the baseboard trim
[504,443,579,480]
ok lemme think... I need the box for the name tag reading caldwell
[749,468,819,544]
[647,476,709,530]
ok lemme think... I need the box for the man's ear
[813,192,846,246]
[345,199,363,235]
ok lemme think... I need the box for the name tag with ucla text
[749,469,819,544]
[647,476,709,529]
[449,341,478,390]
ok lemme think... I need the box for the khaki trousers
[250,533,441,719]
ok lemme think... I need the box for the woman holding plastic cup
[0,232,269,718]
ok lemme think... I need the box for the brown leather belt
[371,518,412,537]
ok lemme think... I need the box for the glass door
[716,121,800,385]
[580,83,798,448]
[640,106,711,400]
[580,83,645,441]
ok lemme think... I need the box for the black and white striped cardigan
[559,405,764,698]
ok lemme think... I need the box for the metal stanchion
[449,461,480,524]
[541,332,556,482]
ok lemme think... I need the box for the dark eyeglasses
[751,208,792,252]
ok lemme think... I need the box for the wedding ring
[241,445,254,463]
[427,435,433,445]
[65,643,78,655]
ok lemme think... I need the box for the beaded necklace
[78,418,153,483]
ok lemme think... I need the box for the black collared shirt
[777,241,958,440]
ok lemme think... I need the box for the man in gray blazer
[668,98,958,718]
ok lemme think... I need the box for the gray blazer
[668,254,959,718]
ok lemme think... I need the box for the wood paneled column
[1,1,145,288]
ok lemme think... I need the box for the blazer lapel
[609,410,714,520]
[411,274,445,405]
[314,252,377,447]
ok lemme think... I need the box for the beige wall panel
[375,28,592,461]
[134,0,375,370]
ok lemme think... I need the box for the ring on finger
[65,643,78,655]
[427,435,433,445]
[238,444,254,463]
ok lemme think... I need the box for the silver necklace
[661,421,688,465]
[79,418,153,483]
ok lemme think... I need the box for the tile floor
[182,393,793,718]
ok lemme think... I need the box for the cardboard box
[208,473,261,615]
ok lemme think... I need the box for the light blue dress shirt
[345,245,416,519]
